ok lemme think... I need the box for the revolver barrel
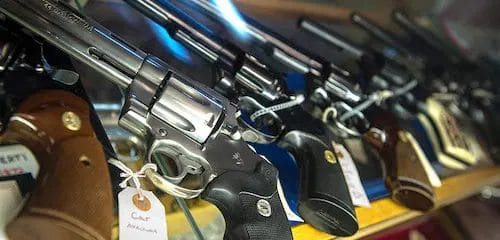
[187,0,324,76]
[298,17,365,60]
[182,0,362,103]
[0,0,141,89]
[350,13,412,57]
[126,0,285,102]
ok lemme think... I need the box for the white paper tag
[118,187,168,240]
[276,179,304,222]
[0,144,39,178]
[332,143,371,208]
[0,181,25,240]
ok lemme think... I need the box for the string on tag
[339,79,418,121]
[108,158,157,201]
[250,95,305,121]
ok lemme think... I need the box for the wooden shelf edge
[292,166,500,240]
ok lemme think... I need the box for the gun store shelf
[291,166,500,240]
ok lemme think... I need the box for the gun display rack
[293,166,500,239]
[1,0,500,239]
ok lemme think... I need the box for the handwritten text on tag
[118,187,168,240]
[333,143,371,208]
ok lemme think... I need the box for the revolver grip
[202,160,292,240]
[1,90,113,240]
[280,131,358,236]
[364,112,435,211]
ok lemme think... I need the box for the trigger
[183,158,204,175]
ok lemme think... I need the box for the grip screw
[62,111,81,131]
[158,128,168,136]
[324,150,337,164]
[257,199,272,217]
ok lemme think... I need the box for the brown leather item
[0,90,113,240]
[363,111,435,211]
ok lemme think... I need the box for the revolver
[294,18,441,210]
[391,9,467,67]
[180,0,362,104]
[349,12,426,75]
[124,0,359,236]
[298,17,476,170]
[348,13,481,171]
[170,0,398,204]
[0,0,293,239]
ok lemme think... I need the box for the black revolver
[0,0,293,239]
[124,0,358,236]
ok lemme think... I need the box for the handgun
[296,18,440,209]
[362,108,435,211]
[298,17,476,171]
[179,0,362,104]
[349,12,426,74]
[389,10,500,165]
[0,89,114,240]
[348,13,482,170]
[173,0,397,204]
[124,0,359,236]
[180,0,434,211]
[174,0,411,211]
[324,98,437,210]
[0,0,293,239]
[298,17,412,88]
[391,9,467,67]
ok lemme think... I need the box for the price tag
[0,181,24,240]
[333,143,371,208]
[118,187,168,240]
[0,144,39,178]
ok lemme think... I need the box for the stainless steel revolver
[0,0,293,239]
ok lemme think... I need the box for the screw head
[62,111,81,131]
[256,199,272,217]
[158,128,168,137]
[324,150,337,164]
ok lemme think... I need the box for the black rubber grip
[202,160,293,240]
[277,105,358,236]
[281,131,358,236]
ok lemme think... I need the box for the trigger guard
[161,158,203,185]
[146,139,213,199]
[161,170,187,185]
[145,169,203,199]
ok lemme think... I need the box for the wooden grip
[363,110,435,211]
[1,90,113,240]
